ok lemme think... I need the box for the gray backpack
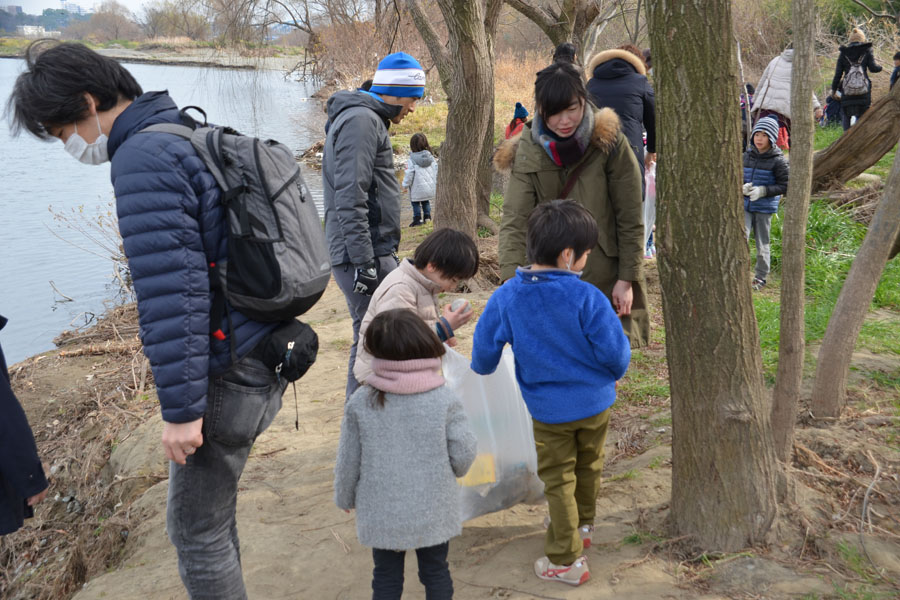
[141,107,331,325]
[842,55,869,97]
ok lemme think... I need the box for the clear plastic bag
[643,161,657,249]
[442,347,545,522]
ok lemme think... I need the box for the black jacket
[831,42,882,108]
[586,50,656,169]
[0,316,48,535]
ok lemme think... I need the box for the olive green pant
[533,409,610,566]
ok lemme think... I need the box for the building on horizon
[5,5,23,14]
[16,25,61,37]
[60,1,87,15]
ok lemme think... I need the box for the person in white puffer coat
[402,132,438,227]
[750,47,822,148]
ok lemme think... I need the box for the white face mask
[64,114,109,165]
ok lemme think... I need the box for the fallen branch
[59,342,141,357]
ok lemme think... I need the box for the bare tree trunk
[771,0,815,463]
[811,84,900,192]
[407,0,498,238]
[810,147,900,418]
[647,0,779,550]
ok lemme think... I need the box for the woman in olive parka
[494,61,649,347]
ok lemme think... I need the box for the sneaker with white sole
[579,524,594,549]
[534,555,590,586]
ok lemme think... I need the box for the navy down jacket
[108,91,276,424]
[586,50,656,169]
[743,145,789,214]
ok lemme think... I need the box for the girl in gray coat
[335,309,477,599]
[402,133,438,227]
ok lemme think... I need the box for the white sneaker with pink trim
[534,555,590,586]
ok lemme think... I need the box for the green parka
[494,107,649,347]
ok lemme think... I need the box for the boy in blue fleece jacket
[471,199,630,587]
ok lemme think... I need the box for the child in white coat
[402,133,438,227]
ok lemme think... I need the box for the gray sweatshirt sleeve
[331,112,379,266]
[334,403,362,510]
[446,393,477,477]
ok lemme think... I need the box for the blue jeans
[372,542,453,600]
[166,348,286,600]
[412,201,431,220]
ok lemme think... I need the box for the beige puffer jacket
[353,259,443,384]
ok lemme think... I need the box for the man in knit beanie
[742,115,790,290]
[322,51,426,400]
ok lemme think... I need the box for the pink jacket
[353,259,443,384]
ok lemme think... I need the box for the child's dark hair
[526,199,598,266]
[364,309,446,407]
[8,40,143,140]
[894,51,900,61]
[359,79,373,91]
[410,132,431,153]
[534,61,588,120]
[552,42,577,64]
[413,228,480,281]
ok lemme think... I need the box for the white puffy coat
[402,150,438,202]
[751,49,820,120]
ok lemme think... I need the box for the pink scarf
[368,357,444,394]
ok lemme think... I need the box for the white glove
[747,186,766,202]
[742,183,753,196]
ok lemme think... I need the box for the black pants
[372,542,452,600]
[842,104,867,131]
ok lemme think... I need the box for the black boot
[409,218,423,227]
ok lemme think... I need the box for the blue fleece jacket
[470,268,630,424]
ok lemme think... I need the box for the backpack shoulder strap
[139,123,195,138]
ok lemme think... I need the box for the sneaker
[409,218,423,227]
[534,555,590,586]
[752,277,766,291]
[579,524,594,549]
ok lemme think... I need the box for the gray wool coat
[334,385,477,550]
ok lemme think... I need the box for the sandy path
[65,280,729,600]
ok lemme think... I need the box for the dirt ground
[4,244,900,599]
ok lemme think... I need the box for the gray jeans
[332,256,398,401]
[166,349,285,600]
[744,210,773,281]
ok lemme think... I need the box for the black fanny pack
[258,319,318,383]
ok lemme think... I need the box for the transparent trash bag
[442,347,545,522]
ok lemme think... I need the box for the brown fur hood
[585,49,647,78]
[493,107,621,173]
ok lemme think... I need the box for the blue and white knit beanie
[751,116,779,148]
[370,52,426,98]
[514,102,529,120]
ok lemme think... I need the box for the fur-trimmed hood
[585,49,647,79]
[493,107,621,173]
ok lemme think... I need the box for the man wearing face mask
[8,41,284,600]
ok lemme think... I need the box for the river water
[0,59,325,364]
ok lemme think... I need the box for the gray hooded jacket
[323,91,403,267]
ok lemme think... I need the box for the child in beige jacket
[353,228,480,385]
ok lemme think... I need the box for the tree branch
[484,0,503,37]
[406,0,451,77]
[505,0,562,39]
[848,0,893,19]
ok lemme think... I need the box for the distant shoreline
[1,46,307,72]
